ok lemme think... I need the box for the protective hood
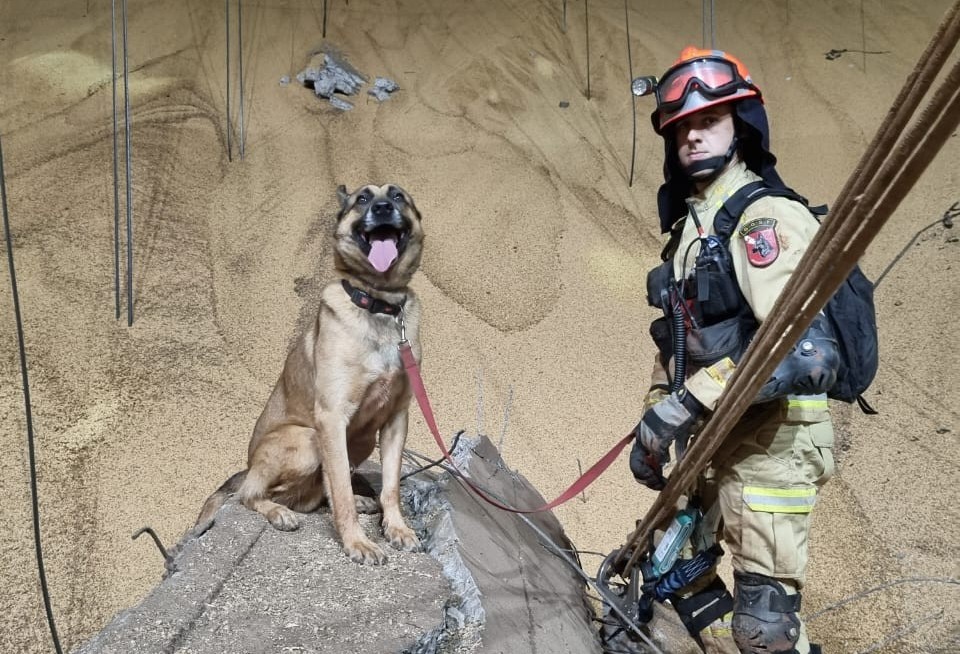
[654,97,791,233]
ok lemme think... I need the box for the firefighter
[629,46,836,654]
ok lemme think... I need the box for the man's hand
[629,389,704,489]
[630,440,668,490]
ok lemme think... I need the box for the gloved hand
[629,439,669,490]
[629,388,704,490]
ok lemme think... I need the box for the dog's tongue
[368,237,398,272]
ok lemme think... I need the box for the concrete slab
[71,436,611,654]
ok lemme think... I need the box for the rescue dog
[196,184,424,564]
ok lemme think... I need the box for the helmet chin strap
[683,136,739,183]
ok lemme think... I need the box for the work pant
[679,400,835,653]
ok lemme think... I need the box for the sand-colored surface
[1,0,958,652]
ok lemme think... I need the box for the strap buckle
[395,311,407,346]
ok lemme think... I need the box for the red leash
[400,341,634,514]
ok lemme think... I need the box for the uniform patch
[739,217,780,267]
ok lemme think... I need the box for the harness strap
[671,575,735,638]
[735,571,803,613]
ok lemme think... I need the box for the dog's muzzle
[353,203,410,272]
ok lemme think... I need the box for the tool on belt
[597,497,724,645]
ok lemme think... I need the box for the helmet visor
[656,58,745,112]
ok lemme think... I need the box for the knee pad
[732,571,802,654]
[671,576,734,641]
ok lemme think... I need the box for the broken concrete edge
[441,435,699,654]
[401,475,484,653]
[70,506,270,653]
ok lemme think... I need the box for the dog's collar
[341,279,405,316]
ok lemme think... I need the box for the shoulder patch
[739,217,780,267]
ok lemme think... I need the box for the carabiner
[395,311,407,345]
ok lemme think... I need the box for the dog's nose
[372,201,393,217]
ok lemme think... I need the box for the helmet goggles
[656,57,755,114]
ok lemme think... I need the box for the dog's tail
[194,470,248,526]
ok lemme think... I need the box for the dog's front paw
[266,505,300,531]
[385,523,421,552]
[343,536,388,565]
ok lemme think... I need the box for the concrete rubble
[72,435,696,653]
[296,44,399,110]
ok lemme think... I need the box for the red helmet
[654,46,761,132]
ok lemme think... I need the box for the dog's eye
[392,192,404,203]
[357,194,370,205]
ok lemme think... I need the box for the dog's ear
[403,191,423,222]
[408,198,423,222]
[336,184,350,209]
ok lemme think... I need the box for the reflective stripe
[743,486,817,514]
[705,357,736,388]
[707,613,733,637]
[787,393,828,410]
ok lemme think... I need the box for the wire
[1,136,64,653]
[624,0,637,187]
[399,430,465,481]
[237,0,245,160]
[584,0,591,100]
[111,0,121,321]
[121,0,133,327]
[400,444,665,654]
[873,213,955,289]
[132,527,172,561]
[225,0,232,162]
[805,576,960,622]
[856,610,945,654]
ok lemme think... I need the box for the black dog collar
[341,279,404,316]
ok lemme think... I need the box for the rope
[1,136,64,653]
[620,0,960,575]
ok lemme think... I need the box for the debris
[297,44,368,110]
[825,48,891,61]
[328,96,354,111]
[279,75,290,86]
[294,44,400,110]
[368,76,400,102]
[559,100,569,108]
[943,201,959,227]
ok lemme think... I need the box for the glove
[630,439,668,490]
[629,388,704,490]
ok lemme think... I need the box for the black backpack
[712,181,879,413]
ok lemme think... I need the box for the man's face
[675,104,736,179]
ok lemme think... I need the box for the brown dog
[196,184,424,564]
